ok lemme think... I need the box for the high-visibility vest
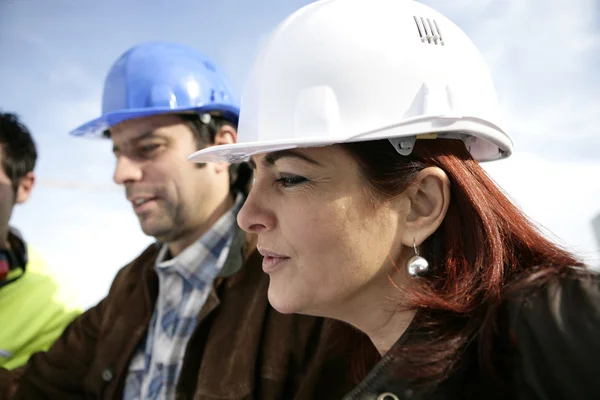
[0,246,83,369]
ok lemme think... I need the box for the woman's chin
[267,284,308,315]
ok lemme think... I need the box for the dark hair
[180,113,253,195]
[0,112,38,193]
[333,138,584,390]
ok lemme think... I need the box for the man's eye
[139,144,160,154]
[275,175,308,188]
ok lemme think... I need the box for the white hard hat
[189,0,513,164]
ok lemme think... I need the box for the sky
[1,0,599,309]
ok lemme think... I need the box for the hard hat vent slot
[413,16,444,46]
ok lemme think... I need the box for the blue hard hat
[70,41,239,138]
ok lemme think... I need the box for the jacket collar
[342,321,421,400]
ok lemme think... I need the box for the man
[0,42,361,399]
[0,112,82,370]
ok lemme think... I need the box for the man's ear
[213,125,237,146]
[400,166,451,247]
[212,125,238,173]
[15,171,35,204]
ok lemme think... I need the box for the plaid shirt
[123,194,243,400]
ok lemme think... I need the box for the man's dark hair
[0,112,38,193]
[181,113,252,195]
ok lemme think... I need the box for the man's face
[0,148,34,246]
[0,161,14,245]
[111,114,232,244]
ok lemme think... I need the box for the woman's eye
[275,175,308,188]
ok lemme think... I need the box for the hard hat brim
[188,117,513,164]
[69,103,240,138]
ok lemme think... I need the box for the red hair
[328,139,585,389]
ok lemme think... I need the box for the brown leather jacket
[0,228,358,399]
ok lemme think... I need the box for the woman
[190,0,600,398]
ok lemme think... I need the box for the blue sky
[1,0,599,309]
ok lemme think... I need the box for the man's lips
[128,196,159,211]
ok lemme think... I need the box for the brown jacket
[0,228,357,399]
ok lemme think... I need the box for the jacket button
[376,393,400,400]
[102,368,114,382]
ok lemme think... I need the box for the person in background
[190,0,600,398]
[0,111,82,370]
[0,42,361,399]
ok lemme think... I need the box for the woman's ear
[401,166,450,246]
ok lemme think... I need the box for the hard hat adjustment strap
[388,131,471,156]
[389,136,417,156]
